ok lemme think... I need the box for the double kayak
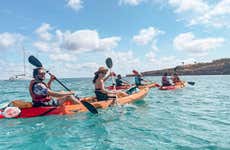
[159,81,186,90]
[0,87,149,119]
[106,83,159,91]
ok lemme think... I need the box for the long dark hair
[93,74,99,84]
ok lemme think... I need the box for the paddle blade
[106,57,113,69]
[187,82,195,86]
[81,101,98,114]
[28,55,43,67]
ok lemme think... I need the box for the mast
[23,46,26,76]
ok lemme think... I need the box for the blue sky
[0,0,229,79]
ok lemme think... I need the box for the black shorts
[95,91,109,101]
[33,99,59,107]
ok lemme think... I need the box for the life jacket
[135,76,142,86]
[29,80,51,103]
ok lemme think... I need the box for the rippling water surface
[0,75,230,149]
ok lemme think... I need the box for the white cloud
[173,32,224,56]
[60,30,99,51]
[168,0,230,28]
[146,51,157,63]
[146,51,177,68]
[145,51,195,70]
[33,41,50,52]
[35,23,52,41]
[59,30,121,52]
[168,0,209,13]
[192,0,230,27]
[105,50,142,74]
[49,53,75,62]
[0,32,24,50]
[100,37,121,51]
[133,27,163,45]
[33,24,121,54]
[119,0,144,6]
[67,0,83,11]
[57,62,99,77]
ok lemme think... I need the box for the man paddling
[115,74,129,86]
[133,70,148,87]
[29,67,79,107]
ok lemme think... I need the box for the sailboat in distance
[8,47,31,81]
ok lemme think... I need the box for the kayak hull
[159,82,186,90]
[0,87,149,119]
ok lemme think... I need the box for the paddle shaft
[47,72,81,99]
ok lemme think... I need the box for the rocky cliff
[127,58,230,76]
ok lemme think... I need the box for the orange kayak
[0,87,149,119]
[159,81,186,90]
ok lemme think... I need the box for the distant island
[127,58,230,76]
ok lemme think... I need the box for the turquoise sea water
[0,75,230,150]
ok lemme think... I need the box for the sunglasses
[100,72,107,74]
[39,72,46,75]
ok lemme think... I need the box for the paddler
[133,70,148,87]
[93,67,128,101]
[115,74,129,86]
[161,72,172,86]
[29,67,79,107]
[171,73,181,85]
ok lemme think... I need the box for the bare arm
[103,74,111,82]
[48,89,74,98]
[47,74,56,88]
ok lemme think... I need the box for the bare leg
[116,91,128,98]
[57,95,80,105]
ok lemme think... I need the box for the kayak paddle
[28,55,43,67]
[105,57,119,101]
[105,57,116,90]
[187,81,195,85]
[28,55,98,114]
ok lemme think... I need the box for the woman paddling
[93,67,128,101]
[171,73,181,85]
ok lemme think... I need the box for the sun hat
[95,67,108,75]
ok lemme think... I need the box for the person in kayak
[171,73,181,85]
[115,74,129,86]
[93,67,128,101]
[133,71,148,87]
[161,72,172,86]
[29,67,79,107]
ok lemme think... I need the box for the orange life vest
[29,80,51,102]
